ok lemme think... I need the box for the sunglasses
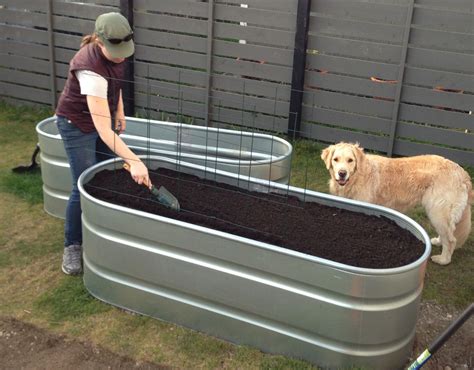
[104,32,133,45]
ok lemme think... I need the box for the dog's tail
[455,203,471,248]
[454,178,473,248]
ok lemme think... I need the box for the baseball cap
[95,12,134,59]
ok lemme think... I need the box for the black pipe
[429,303,473,354]
[120,0,135,116]
[407,303,473,369]
[288,0,311,138]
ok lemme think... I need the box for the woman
[56,12,150,275]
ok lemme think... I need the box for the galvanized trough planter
[36,116,292,219]
[78,156,431,370]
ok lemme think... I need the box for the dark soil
[84,168,425,269]
[0,317,170,370]
[2,301,473,369]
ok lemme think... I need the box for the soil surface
[1,301,472,369]
[0,317,169,370]
[85,168,425,269]
[409,301,473,370]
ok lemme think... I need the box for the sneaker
[62,244,83,275]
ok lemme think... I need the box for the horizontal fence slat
[1,0,47,11]
[0,69,50,90]
[404,67,474,92]
[63,0,119,6]
[135,45,207,71]
[307,34,402,64]
[300,124,389,153]
[135,93,206,119]
[0,81,50,105]
[413,5,474,33]
[302,106,392,135]
[213,57,293,84]
[134,12,208,36]
[214,22,295,48]
[135,0,209,17]
[215,0,298,12]
[55,63,71,80]
[393,140,474,167]
[0,24,48,44]
[54,33,83,50]
[399,104,472,130]
[211,91,289,117]
[214,4,296,30]
[410,28,474,54]
[309,15,405,44]
[415,0,473,12]
[135,29,207,54]
[0,39,50,60]
[0,96,46,108]
[306,54,399,80]
[53,15,96,35]
[402,85,474,112]
[303,89,394,119]
[213,41,293,66]
[0,8,47,28]
[0,54,50,74]
[397,122,474,150]
[311,0,408,25]
[212,76,291,101]
[407,47,474,74]
[54,48,77,65]
[52,1,117,19]
[305,71,397,100]
[134,62,207,87]
[210,106,288,133]
[134,77,207,103]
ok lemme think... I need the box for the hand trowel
[123,163,180,211]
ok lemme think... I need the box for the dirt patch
[409,301,473,370]
[1,301,472,369]
[84,168,425,269]
[0,316,170,370]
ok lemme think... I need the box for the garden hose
[12,143,40,173]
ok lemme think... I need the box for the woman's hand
[114,117,126,135]
[129,161,151,189]
[114,90,126,134]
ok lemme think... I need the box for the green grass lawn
[0,101,472,369]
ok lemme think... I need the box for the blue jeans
[56,116,114,247]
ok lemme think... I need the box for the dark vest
[56,43,125,133]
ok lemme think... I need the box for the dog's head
[321,142,365,186]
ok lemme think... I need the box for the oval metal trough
[36,116,292,219]
[78,156,431,370]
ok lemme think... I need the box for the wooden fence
[1,0,473,165]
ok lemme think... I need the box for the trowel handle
[122,162,152,188]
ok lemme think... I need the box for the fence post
[387,0,415,156]
[205,0,215,127]
[120,0,135,116]
[47,0,57,109]
[288,0,311,138]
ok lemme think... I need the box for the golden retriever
[321,142,473,265]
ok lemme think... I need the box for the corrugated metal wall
[0,0,473,165]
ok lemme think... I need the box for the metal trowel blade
[151,185,180,211]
